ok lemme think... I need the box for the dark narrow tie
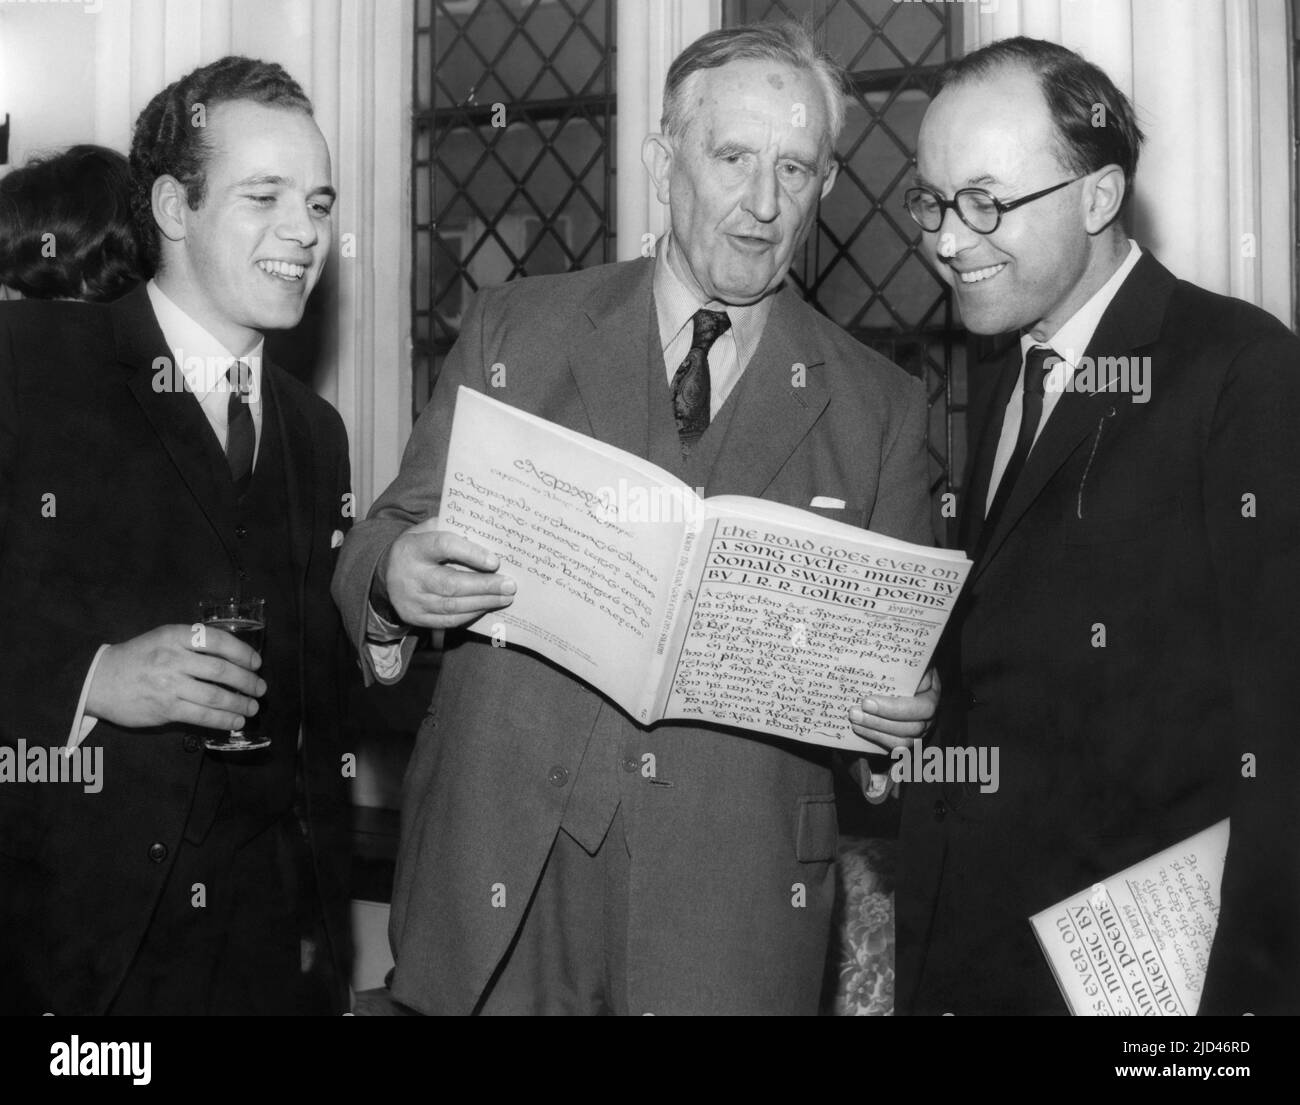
[975,345,1057,560]
[225,360,255,494]
[670,308,731,458]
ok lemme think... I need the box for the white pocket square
[809,496,846,509]
[330,529,345,549]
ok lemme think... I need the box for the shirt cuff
[365,636,418,685]
[852,755,898,805]
[364,601,416,684]
[67,644,110,754]
[365,602,407,643]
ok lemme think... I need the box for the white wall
[0,3,99,164]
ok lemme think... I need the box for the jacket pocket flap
[795,793,838,862]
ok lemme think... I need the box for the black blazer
[0,286,354,1014]
[897,251,1300,1015]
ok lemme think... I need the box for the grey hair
[660,22,850,163]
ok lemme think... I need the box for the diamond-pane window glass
[413,0,616,415]
[725,0,965,540]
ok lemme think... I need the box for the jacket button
[183,735,202,753]
[235,525,248,539]
[547,766,569,787]
[237,568,248,581]
[621,757,639,773]
[147,842,168,863]
[963,690,981,710]
[933,800,947,821]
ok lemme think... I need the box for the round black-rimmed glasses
[903,175,1087,235]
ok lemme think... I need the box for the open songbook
[438,387,972,753]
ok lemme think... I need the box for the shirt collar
[653,233,773,368]
[1020,239,1143,367]
[146,278,264,400]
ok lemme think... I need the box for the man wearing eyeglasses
[894,37,1300,1015]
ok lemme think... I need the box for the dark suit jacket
[333,256,931,1014]
[0,286,354,1014]
[897,251,1300,1015]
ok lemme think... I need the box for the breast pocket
[804,501,868,527]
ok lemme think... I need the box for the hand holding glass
[198,597,268,751]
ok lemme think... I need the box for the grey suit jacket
[333,257,930,1014]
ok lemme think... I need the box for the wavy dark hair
[934,36,1145,194]
[129,55,313,275]
[0,144,144,302]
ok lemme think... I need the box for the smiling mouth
[955,263,1007,285]
[256,259,307,282]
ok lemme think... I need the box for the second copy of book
[438,387,972,754]
[1030,820,1230,1015]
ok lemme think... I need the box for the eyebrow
[712,141,818,172]
[231,173,337,199]
[913,171,1003,191]
[712,140,754,157]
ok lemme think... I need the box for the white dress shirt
[147,279,265,462]
[67,281,266,751]
[654,232,773,417]
[985,241,1143,516]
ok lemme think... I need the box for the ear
[1083,164,1125,234]
[151,175,190,244]
[641,133,674,206]
[819,158,838,201]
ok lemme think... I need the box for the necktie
[976,345,1057,560]
[225,360,255,494]
[670,308,731,457]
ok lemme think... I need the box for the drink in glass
[198,597,268,751]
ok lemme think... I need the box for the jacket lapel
[114,286,242,567]
[697,286,830,497]
[971,252,1175,581]
[567,259,657,458]
[961,346,1020,555]
[262,366,315,586]
[567,265,828,496]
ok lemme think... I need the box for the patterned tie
[975,345,1057,561]
[670,308,731,457]
[225,359,255,495]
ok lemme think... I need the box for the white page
[657,500,970,752]
[437,388,693,718]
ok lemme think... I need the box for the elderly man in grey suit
[334,22,936,1015]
